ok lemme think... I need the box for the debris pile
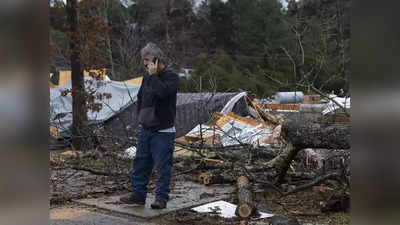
[178,112,277,148]
[176,92,284,149]
[173,91,350,219]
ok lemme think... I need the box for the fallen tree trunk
[266,119,350,183]
[235,176,256,218]
[264,142,300,183]
[282,119,350,150]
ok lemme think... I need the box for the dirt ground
[50,149,350,225]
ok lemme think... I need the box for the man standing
[120,42,179,209]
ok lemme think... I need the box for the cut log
[265,142,299,183]
[199,172,211,185]
[235,176,256,218]
[198,172,235,185]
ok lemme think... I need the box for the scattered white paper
[122,146,136,159]
[191,200,274,219]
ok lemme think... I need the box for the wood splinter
[199,172,211,185]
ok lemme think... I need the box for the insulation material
[183,112,272,147]
[254,124,283,147]
[124,76,143,85]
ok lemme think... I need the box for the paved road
[50,206,158,225]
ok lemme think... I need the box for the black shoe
[119,194,145,205]
[150,199,167,209]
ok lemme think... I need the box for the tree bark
[265,143,300,184]
[282,119,350,150]
[266,119,350,183]
[102,0,114,78]
[67,0,88,150]
[235,176,256,218]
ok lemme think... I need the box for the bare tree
[66,0,89,150]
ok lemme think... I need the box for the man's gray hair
[140,42,165,62]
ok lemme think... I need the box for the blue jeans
[130,128,175,202]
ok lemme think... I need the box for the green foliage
[231,0,286,55]
[180,55,277,97]
[50,29,69,51]
[208,0,235,51]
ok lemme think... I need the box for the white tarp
[50,77,140,132]
[322,96,350,115]
[191,200,274,218]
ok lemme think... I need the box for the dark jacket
[136,67,179,132]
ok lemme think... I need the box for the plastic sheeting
[50,77,140,133]
[50,79,249,149]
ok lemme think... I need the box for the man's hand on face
[146,59,158,75]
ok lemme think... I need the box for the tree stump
[199,172,235,185]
